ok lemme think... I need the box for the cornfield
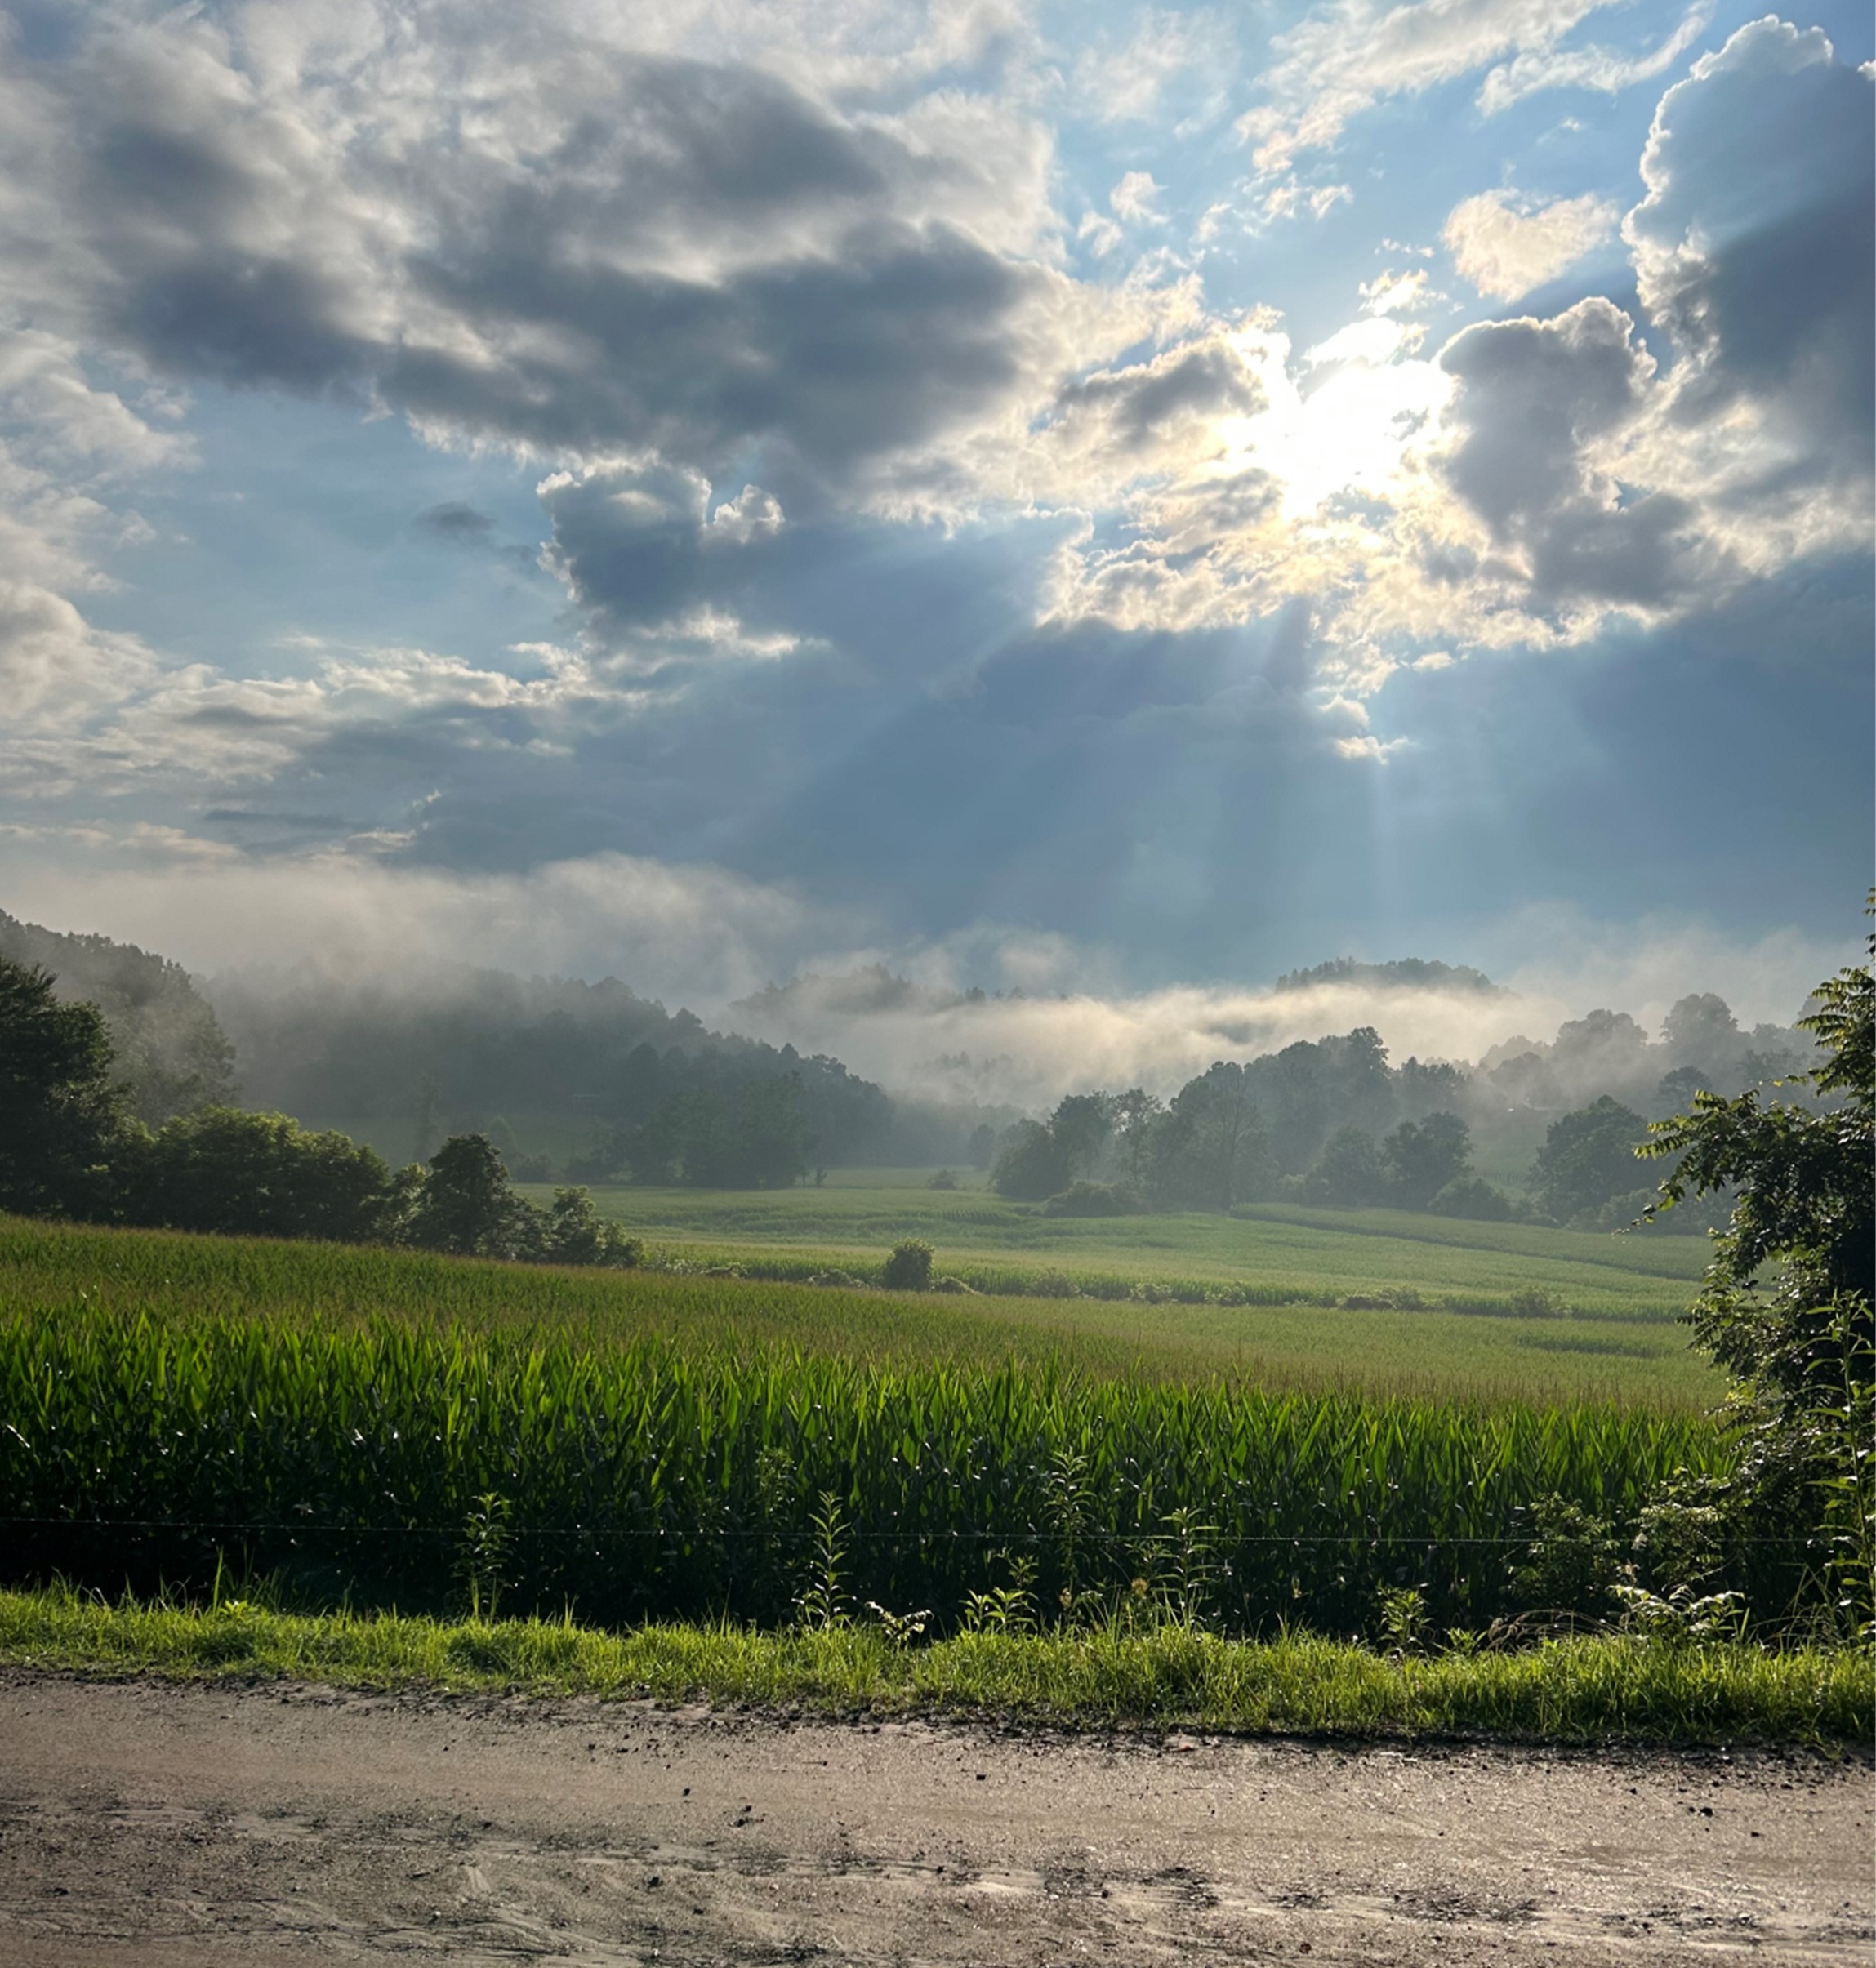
[0,1301,1730,1635]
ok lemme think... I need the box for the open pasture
[540,1172,1709,1326]
[0,1215,1719,1407]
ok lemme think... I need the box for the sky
[1,0,1870,1035]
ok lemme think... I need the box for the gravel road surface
[0,1672,1869,1965]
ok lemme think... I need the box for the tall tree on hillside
[0,959,126,1219]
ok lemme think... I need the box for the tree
[1661,991,1741,1071]
[125,1106,398,1242]
[405,1133,532,1257]
[1642,917,1874,1630]
[1300,1126,1389,1207]
[1384,1111,1472,1209]
[0,958,126,1219]
[1528,1096,1650,1223]
[883,1238,934,1289]
[538,1186,641,1267]
[990,1120,1071,1201]
[1142,1065,1271,1211]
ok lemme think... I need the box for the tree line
[986,1015,1818,1228]
[0,958,637,1264]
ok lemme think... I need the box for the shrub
[1429,1173,1513,1221]
[882,1239,935,1291]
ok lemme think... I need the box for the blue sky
[0,0,1869,1035]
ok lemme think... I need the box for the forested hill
[0,911,235,1124]
[209,967,897,1179]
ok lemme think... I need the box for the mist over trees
[0,911,235,1124]
[0,906,1825,1223]
[212,968,904,1185]
[987,997,1820,1229]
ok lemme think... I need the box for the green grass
[0,1587,1864,1746]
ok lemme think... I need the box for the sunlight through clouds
[0,0,1866,988]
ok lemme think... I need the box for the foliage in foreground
[1644,911,1875,1636]
[0,1587,1865,1747]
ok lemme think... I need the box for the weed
[798,1491,852,1631]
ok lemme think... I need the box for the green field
[0,1210,1720,1408]
[1,1214,1730,1641]
[534,1172,1710,1323]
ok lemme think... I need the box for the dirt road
[0,1672,1868,1965]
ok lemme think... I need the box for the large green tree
[1529,1095,1651,1223]
[405,1133,533,1258]
[1643,916,1874,1631]
[0,959,126,1219]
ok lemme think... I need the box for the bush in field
[882,1238,935,1290]
[538,1187,642,1267]
[1429,1173,1513,1220]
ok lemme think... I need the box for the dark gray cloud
[18,30,1076,492]
[413,502,495,544]
[1422,21,1871,629]
[1436,297,1718,612]
[537,464,804,639]
[1627,17,1874,478]
[1053,343,1265,452]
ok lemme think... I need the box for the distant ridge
[1272,957,1508,997]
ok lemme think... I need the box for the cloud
[2,13,1120,509]
[1108,171,1165,225]
[1442,189,1620,300]
[1426,296,1722,621]
[1237,0,1623,176]
[716,940,1598,1102]
[0,831,830,1009]
[1070,8,1238,127]
[1475,3,1712,115]
[1624,18,1874,490]
[0,581,159,741]
[413,501,494,544]
[1045,336,1266,460]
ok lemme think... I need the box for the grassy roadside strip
[1,1589,1865,1748]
